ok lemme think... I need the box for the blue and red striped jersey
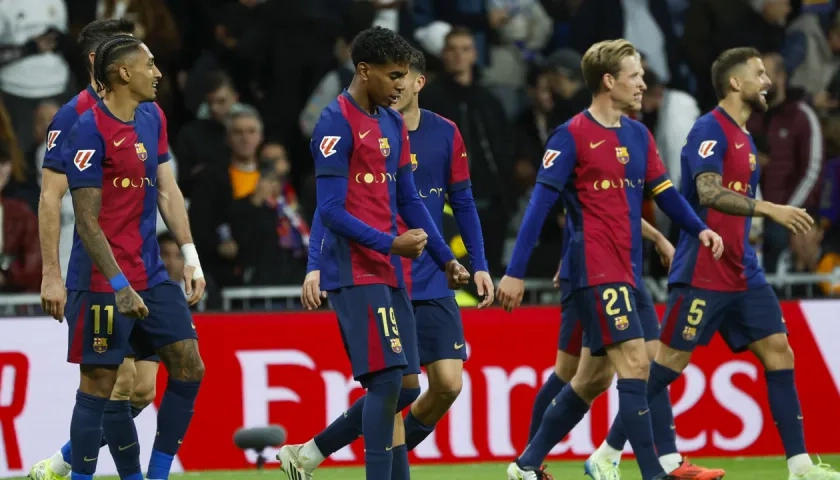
[61,101,170,292]
[669,107,766,291]
[400,109,474,300]
[540,111,673,289]
[43,85,159,174]
[312,92,412,290]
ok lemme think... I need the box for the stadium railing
[1,271,838,315]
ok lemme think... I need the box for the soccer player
[498,39,723,480]
[287,48,493,480]
[30,20,170,480]
[279,27,468,480]
[594,47,838,480]
[59,35,206,480]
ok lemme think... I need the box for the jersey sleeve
[447,121,471,193]
[643,129,675,198]
[62,120,106,190]
[154,103,171,164]
[42,106,80,173]
[311,111,353,178]
[683,119,728,180]
[535,126,577,192]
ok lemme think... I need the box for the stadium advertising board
[0,301,839,476]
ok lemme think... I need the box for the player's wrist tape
[181,243,205,280]
[110,273,129,291]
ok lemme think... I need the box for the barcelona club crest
[615,146,630,164]
[379,138,391,157]
[614,315,629,331]
[135,142,148,162]
[411,153,418,171]
[749,153,757,171]
[390,338,403,354]
[682,326,697,341]
[93,337,108,353]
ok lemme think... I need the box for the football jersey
[669,107,766,291]
[62,100,170,292]
[538,111,673,290]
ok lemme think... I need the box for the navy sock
[362,368,402,480]
[519,384,589,469]
[397,387,421,412]
[650,387,678,456]
[528,373,566,443]
[314,395,365,456]
[617,379,663,480]
[606,361,680,451]
[130,405,144,419]
[103,400,141,479]
[766,369,807,458]
[404,411,435,451]
[148,378,200,479]
[61,441,73,464]
[70,390,108,477]
[390,444,410,480]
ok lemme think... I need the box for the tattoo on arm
[71,187,123,279]
[695,172,756,217]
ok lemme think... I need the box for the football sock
[617,378,664,480]
[404,410,435,451]
[528,372,566,443]
[649,385,679,457]
[398,387,421,412]
[102,400,141,479]
[390,445,410,480]
[765,370,808,459]
[57,403,143,474]
[518,384,589,469]
[362,368,402,480]
[314,395,365,456]
[606,361,680,451]
[70,390,108,477]
[148,378,200,479]
[130,404,145,419]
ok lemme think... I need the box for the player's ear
[88,52,96,70]
[602,73,615,91]
[416,74,426,92]
[728,75,741,93]
[118,65,131,84]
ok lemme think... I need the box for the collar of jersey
[97,99,135,125]
[582,109,623,130]
[342,90,381,118]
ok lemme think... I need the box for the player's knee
[653,342,691,373]
[110,361,137,400]
[431,375,462,406]
[80,365,120,398]
[130,381,156,409]
[553,350,580,383]
[753,334,795,371]
[613,341,651,380]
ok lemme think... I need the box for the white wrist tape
[181,243,204,279]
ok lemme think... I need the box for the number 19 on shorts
[377,307,400,337]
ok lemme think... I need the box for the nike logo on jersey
[113,137,126,147]
[735,142,745,149]
[385,446,393,451]
[454,343,465,349]
[359,130,371,139]
[118,442,137,451]
[178,439,183,444]
[590,140,605,149]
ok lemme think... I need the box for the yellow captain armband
[650,179,674,197]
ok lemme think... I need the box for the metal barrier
[1,271,839,315]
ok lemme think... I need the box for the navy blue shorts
[558,280,659,356]
[329,285,419,380]
[413,296,467,366]
[66,280,194,365]
[660,284,786,353]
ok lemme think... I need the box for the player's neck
[401,104,421,131]
[587,96,624,128]
[347,81,377,115]
[718,97,751,128]
[103,91,139,123]
[89,79,104,98]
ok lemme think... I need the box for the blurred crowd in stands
[1,0,840,305]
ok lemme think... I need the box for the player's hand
[767,204,815,234]
[445,260,470,289]
[654,236,675,270]
[41,274,67,322]
[698,229,724,260]
[391,229,428,258]
[301,270,326,310]
[183,265,206,306]
[115,286,149,319]
[552,264,561,289]
[474,271,495,308]
[497,275,525,313]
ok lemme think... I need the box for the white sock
[788,454,813,476]
[299,439,326,470]
[594,441,623,464]
[48,450,71,476]
[659,453,683,473]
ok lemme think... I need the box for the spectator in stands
[0,141,40,293]
[261,140,311,255]
[422,27,515,274]
[176,71,241,197]
[158,231,185,284]
[413,0,495,64]
[189,105,263,290]
[0,0,70,146]
[514,65,554,195]
[747,52,824,274]
[816,113,840,295]
[0,101,32,206]
[482,0,553,118]
[543,48,588,125]
[785,9,840,111]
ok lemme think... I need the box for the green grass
[12,456,840,479]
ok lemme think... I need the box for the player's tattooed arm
[71,187,123,279]
[696,172,757,216]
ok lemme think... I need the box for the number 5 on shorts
[687,299,705,326]
[377,307,400,337]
